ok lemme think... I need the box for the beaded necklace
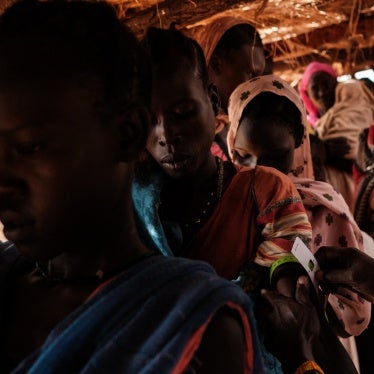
[183,157,224,229]
[34,252,156,285]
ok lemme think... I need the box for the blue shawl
[3,247,264,373]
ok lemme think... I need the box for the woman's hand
[260,276,320,373]
[324,137,350,159]
[315,246,374,303]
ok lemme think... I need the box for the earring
[208,82,221,116]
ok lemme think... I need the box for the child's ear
[208,82,221,116]
[117,105,150,162]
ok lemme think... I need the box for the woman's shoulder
[293,177,334,191]
[294,177,349,205]
[337,79,374,102]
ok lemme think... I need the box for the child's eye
[234,150,251,161]
[15,142,44,156]
[233,150,257,167]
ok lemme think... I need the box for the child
[227,75,371,373]
[0,1,264,372]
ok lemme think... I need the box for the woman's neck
[36,195,151,283]
[165,153,217,191]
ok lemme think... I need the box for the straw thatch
[120,0,374,81]
[0,0,373,81]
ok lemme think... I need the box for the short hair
[212,23,263,63]
[0,0,151,118]
[242,92,304,148]
[142,26,209,91]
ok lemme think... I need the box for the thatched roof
[116,0,374,82]
[1,0,373,82]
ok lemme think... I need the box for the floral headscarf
[298,62,337,127]
[192,16,259,66]
[227,74,314,179]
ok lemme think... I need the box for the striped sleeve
[252,167,312,267]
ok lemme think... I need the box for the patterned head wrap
[298,62,337,127]
[227,74,314,179]
[192,16,259,65]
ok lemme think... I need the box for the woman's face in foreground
[147,67,216,179]
[0,39,130,260]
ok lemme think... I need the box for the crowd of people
[0,1,373,373]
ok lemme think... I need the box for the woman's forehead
[152,67,205,98]
[0,39,84,82]
[310,71,336,84]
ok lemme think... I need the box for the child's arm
[252,167,312,270]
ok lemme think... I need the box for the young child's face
[233,112,296,174]
[0,43,125,260]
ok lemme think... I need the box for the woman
[354,124,374,239]
[0,1,264,372]
[132,26,315,374]
[135,27,312,283]
[191,16,265,160]
[298,62,374,209]
[227,74,371,371]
